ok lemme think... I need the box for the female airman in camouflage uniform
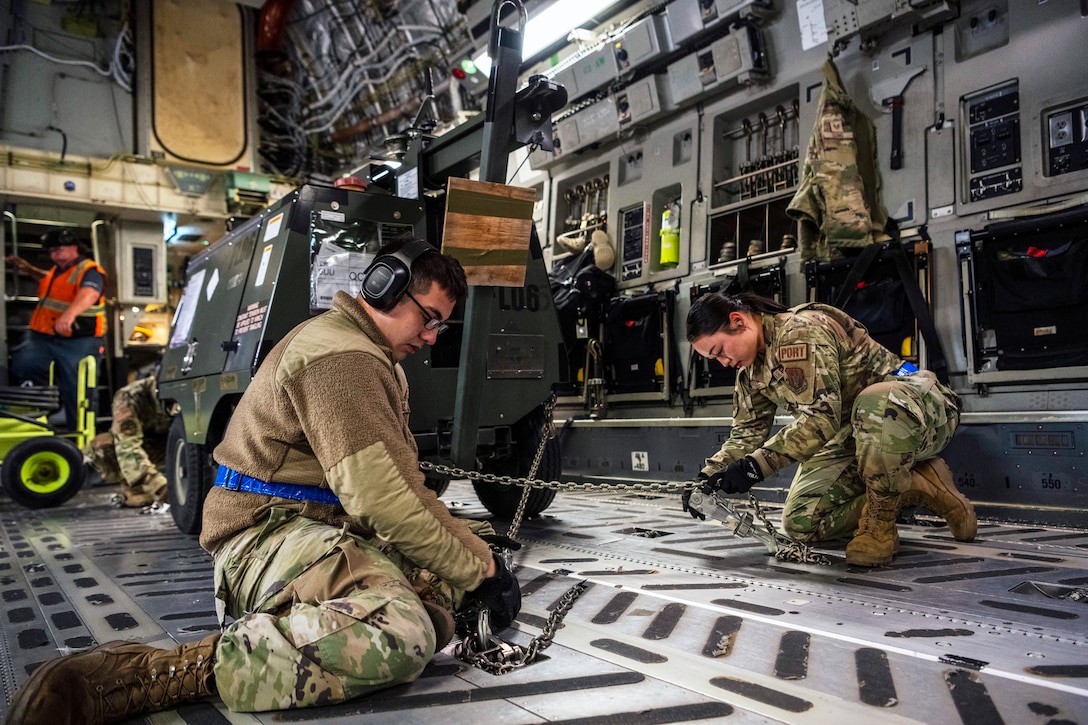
[685,291,976,567]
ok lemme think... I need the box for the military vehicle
[158,179,567,533]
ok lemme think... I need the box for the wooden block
[441,177,536,287]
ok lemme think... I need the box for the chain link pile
[453,580,588,675]
[440,395,830,674]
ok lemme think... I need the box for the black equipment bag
[807,247,915,356]
[830,267,914,357]
[602,290,678,395]
[806,222,948,384]
[549,248,616,394]
[972,206,1088,370]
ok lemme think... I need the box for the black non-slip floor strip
[276,672,648,719]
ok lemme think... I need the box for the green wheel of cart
[1,437,87,509]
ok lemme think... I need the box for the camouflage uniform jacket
[703,303,904,478]
[201,291,492,592]
[786,57,888,262]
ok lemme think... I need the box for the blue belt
[894,361,919,377]
[214,466,341,505]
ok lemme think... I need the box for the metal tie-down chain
[453,578,588,675]
[682,486,832,565]
[748,493,833,565]
[507,393,557,541]
[434,396,831,672]
[449,394,590,674]
[421,430,828,564]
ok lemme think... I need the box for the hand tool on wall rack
[563,188,579,228]
[789,98,800,186]
[582,178,602,248]
[755,112,770,196]
[774,105,788,190]
[740,118,754,199]
[870,64,926,170]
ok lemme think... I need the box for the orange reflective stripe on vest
[29,258,106,336]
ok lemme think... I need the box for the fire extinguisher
[659,200,680,268]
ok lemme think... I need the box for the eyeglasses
[404,291,449,334]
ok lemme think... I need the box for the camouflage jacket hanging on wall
[787,58,889,262]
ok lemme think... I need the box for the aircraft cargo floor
[2,479,1086,724]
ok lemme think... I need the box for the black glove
[681,474,709,520]
[706,456,764,495]
[467,554,522,629]
[479,534,522,551]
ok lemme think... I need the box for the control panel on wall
[130,246,156,298]
[116,220,166,305]
[963,79,1022,203]
[620,203,650,282]
[1044,98,1088,178]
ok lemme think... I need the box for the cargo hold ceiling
[254,0,477,181]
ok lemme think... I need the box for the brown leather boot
[900,457,977,541]
[846,490,900,567]
[5,633,219,725]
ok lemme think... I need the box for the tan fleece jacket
[200,291,492,591]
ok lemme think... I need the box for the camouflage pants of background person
[84,376,174,507]
[781,371,958,542]
[212,507,472,713]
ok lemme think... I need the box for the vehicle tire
[166,416,217,535]
[1,437,86,509]
[473,405,559,519]
[424,476,450,497]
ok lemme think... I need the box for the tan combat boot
[120,487,156,507]
[900,457,977,541]
[5,633,219,725]
[150,471,169,504]
[845,490,900,567]
[120,472,168,508]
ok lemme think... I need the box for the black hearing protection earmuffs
[361,239,437,311]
